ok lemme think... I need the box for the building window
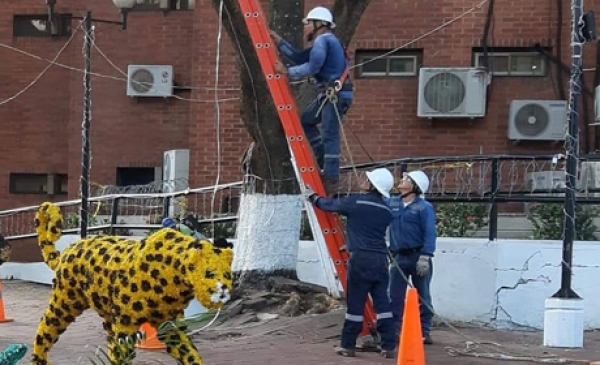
[9,173,68,195]
[13,14,72,37]
[116,167,157,186]
[355,50,420,78]
[473,50,546,76]
[132,0,196,11]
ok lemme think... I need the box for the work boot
[380,349,396,359]
[323,178,339,197]
[334,346,355,357]
[356,334,380,352]
[423,334,433,345]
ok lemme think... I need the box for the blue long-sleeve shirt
[277,32,353,99]
[386,196,437,256]
[312,192,391,254]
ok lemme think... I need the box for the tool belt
[319,68,354,94]
[391,247,422,256]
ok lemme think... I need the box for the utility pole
[80,11,93,238]
[543,0,594,349]
[47,2,133,239]
[556,0,584,300]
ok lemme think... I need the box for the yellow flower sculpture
[32,202,234,365]
[0,235,11,267]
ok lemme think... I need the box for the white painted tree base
[233,193,303,274]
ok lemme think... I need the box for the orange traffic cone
[0,279,14,323]
[135,323,166,351]
[397,288,425,365]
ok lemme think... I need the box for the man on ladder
[270,6,353,196]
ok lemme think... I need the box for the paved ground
[1,280,599,365]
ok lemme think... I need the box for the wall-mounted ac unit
[525,171,566,192]
[580,161,600,191]
[417,67,489,118]
[163,149,190,217]
[508,100,567,141]
[127,65,173,97]
[163,149,189,193]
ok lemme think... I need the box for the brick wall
[0,0,597,211]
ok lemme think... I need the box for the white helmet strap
[401,177,422,198]
[306,21,329,42]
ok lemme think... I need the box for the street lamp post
[47,1,136,238]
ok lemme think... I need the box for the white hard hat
[366,168,394,198]
[303,6,336,29]
[407,170,430,194]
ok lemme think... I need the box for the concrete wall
[2,236,599,329]
[299,238,600,330]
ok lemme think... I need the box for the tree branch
[331,0,372,46]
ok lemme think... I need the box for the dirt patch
[217,276,343,323]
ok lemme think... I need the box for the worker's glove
[269,30,282,44]
[416,255,431,277]
[303,186,318,203]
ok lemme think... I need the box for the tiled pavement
[1,280,599,364]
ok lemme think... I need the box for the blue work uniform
[386,196,437,339]
[312,192,396,351]
[277,31,353,181]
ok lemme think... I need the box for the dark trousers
[389,252,434,340]
[301,95,352,181]
[341,251,396,351]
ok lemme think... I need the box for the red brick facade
[0,0,594,210]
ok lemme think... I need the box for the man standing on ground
[271,6,353,195]
[387,170,437,345]
[304,168,397,359]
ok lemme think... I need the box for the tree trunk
[213,0,371,288]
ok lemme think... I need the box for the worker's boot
[356,334,380,352]
[333,346,355,357]
[380,349,396,359]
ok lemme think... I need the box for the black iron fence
[2,154,600,242]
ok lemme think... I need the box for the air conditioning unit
[580,161,600,191]
[163,149,189,193]
[508,100,567,141]
[525,171,566,192]
[163,149,190,217]
[417,67,489,118]
[127,65,173,97]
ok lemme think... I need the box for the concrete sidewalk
[1,280,599,364]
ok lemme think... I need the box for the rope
[445,341,588,363]
[319,87,361,183]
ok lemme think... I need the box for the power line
[0,24,81,106]
[350,0,490,70]
[0,39,239,105]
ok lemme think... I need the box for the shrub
[435,203,489,237]
[528,203,599,241]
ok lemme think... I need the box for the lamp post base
[543,297,584,348]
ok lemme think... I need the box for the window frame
[13,14,72,37]
[130,0,196,12]
[9,173,68,195]
[355,50,421,78]
[473,51,547,77]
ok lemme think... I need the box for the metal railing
[0,181,243,241]
[2,154,600,242]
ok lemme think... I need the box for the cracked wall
[432,238,600,330]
